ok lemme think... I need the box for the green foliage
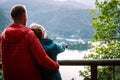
[80,0,120,80]
[0,69,4,80]
[93,0,120,41]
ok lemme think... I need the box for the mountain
[0,8,10,33]
[0,0,95,40]
[54,0,94,9]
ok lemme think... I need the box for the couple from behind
[1,4,67,80]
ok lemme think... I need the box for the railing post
[91,65,97,80]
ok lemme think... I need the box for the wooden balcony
[0,59,120,80]
[58,59,120,80]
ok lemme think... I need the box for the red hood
[2,24,29,43]
[0,35,1,43]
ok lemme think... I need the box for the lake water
[57,49,90,80]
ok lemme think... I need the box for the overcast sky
[54,0,104,7]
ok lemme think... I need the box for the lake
[57,49,90,80]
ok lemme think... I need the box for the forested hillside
[0,0,95,40]
[0,8,10,33]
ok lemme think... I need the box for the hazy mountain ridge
[0,0,95,40]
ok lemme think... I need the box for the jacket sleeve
[28,30,59,71]
[55,42,66,54]
[46,40,66,55]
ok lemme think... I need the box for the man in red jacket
[1,4,59,80]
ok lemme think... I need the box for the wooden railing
[0,59,120,80]
[58,59,120,80]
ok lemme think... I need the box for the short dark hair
[10,4,26,19]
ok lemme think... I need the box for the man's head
[30,23,47,39]
[10,4,27,26]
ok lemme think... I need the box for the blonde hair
[30,23,47,39]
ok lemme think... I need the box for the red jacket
[1,24,59,80]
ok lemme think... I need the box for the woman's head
[30,23,47,39]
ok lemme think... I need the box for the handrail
[0,59,120,80]
[58,59,120,66]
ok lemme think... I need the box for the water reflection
[57,49,90,60]
[57,49,90,80]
